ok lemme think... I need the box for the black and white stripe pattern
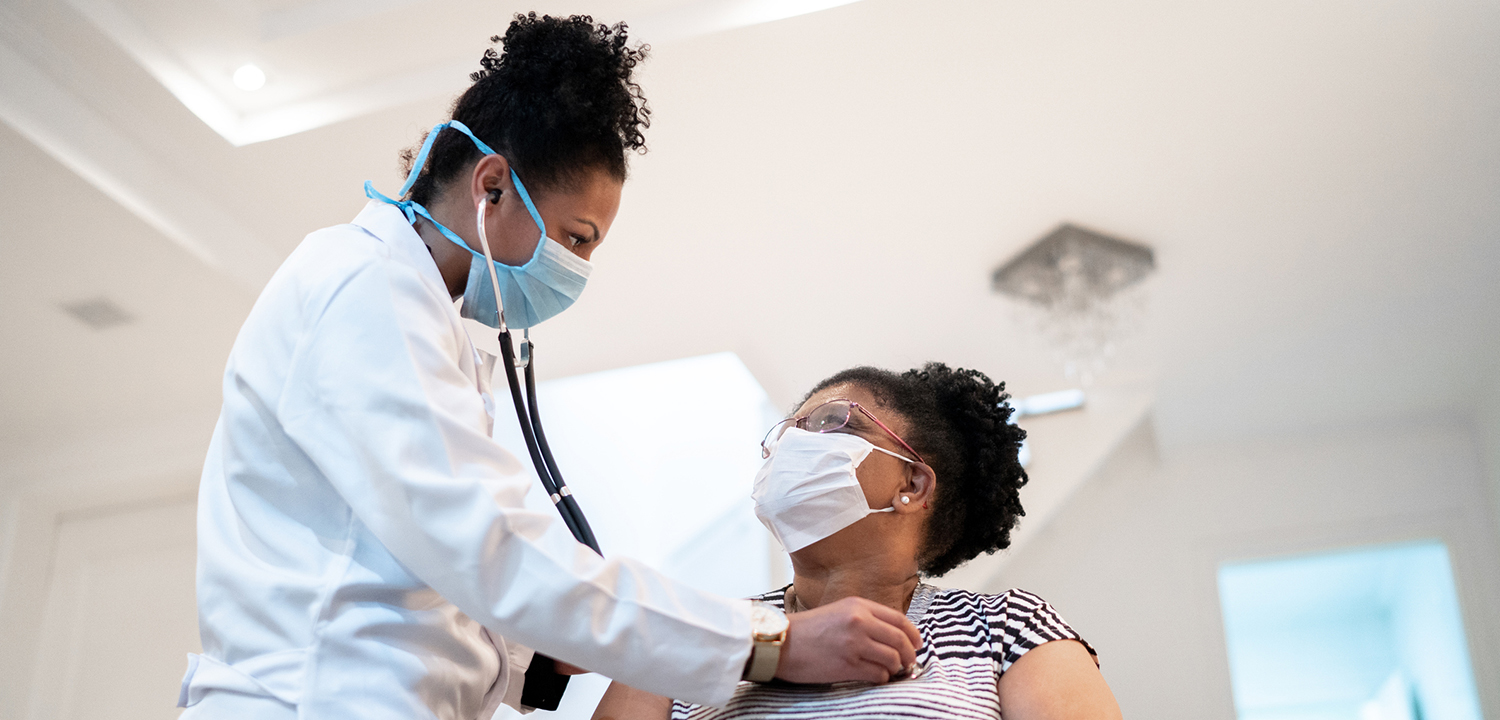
[673,585,1096,720]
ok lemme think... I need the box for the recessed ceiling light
[233,63,266,91]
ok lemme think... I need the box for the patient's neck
[789,544,920,615]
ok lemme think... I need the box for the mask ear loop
[866,446,917,513]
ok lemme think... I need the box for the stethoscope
[474,190,602,555]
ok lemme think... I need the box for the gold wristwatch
[743,601,790,682]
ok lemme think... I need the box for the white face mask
[752,428,916,553]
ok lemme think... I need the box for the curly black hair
[801,363,1028,577]
[400,13,650,204]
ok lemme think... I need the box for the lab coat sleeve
[499,636,535,714]
[277,257,751,707]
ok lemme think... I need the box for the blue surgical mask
[364,120,592,330]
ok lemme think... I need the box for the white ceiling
[2,0,1499,492]
[52,0,856,145]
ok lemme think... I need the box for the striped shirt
[672,584,1097,720]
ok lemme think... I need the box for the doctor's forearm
[592,680,672,720]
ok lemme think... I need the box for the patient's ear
[893,462,935,514]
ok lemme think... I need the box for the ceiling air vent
[62,297,134,330]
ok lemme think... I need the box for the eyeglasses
[761,399,925,463]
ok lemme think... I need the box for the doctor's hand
[775,596,922,684]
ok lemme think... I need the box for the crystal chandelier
[992,224,1155,385]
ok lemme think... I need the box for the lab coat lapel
[352,199,500,432]
[351,199,452,302]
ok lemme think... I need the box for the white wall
[0,420,207,720]
[1479,383,1500,557]
[987,416,1500,719]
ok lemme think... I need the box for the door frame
[0,467,198,720]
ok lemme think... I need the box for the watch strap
[744,638,781,683]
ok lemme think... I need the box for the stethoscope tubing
[474,193,600,556]
[496,329,603,555]
[522,349,601,552]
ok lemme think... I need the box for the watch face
[750,603,790,638]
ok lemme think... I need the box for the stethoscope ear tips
[487,189,502,204]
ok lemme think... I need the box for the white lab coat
[179,200,752,720]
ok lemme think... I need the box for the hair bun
[483,14,630,83]
[399,13,650,204]
[472,14,649,145]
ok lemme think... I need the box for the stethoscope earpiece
[371,119,595,555]
[476,188,600,556]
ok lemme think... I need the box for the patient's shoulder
[924,585,1056,616]
[922,586,1098,672]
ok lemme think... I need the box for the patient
[594,363,1121,719]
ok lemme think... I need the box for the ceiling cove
[66,0,868,146]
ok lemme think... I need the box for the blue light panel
[1218,541,1482,720]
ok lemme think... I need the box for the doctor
[179,12,920,720]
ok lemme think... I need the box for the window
[1218,541,1482,720]
[490,352,788,718]
[490,351,786,599]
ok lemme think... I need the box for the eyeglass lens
[761,400,856,455]
[801,401,853,433]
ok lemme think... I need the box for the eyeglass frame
[761,398,926,464]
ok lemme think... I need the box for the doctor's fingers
[853,640,906,681]
[857,618,917,671]
[861,603,922,660]
[839,659,896,685]
[823,597,919,668]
